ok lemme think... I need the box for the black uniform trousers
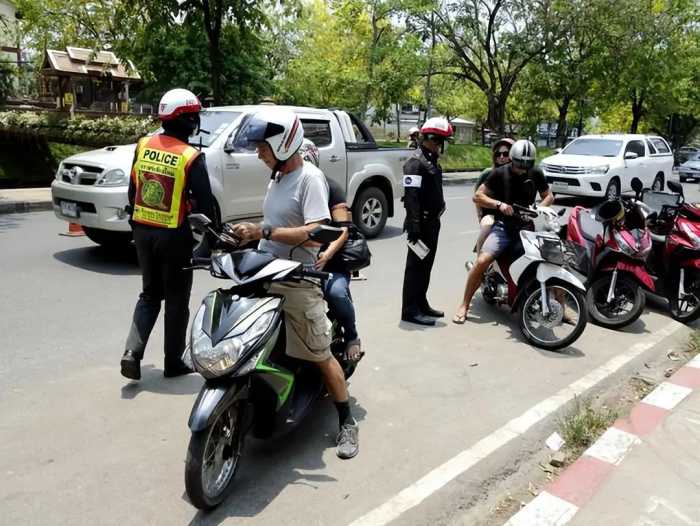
[125,223,193,366]
[401,217,441,317]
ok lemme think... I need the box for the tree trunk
[486,94,506,136]
[556,97,571,148]
[395,105,401,143]
[629,93,645,134]
[424,10,436,119]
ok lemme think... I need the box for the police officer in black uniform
[401,117,454,326]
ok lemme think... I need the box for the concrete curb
[504,354,700,526]
[443,176,478,186]
[0,201,53,215]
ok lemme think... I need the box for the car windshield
[562,138,622,157]
[153,111,241,148]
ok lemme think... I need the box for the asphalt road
[1,179,699,526]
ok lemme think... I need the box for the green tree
[597,0,699,133]
[430,0,563,134]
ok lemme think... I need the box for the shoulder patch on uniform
[403,175,422,188]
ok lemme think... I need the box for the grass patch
[377,141,553,171]
[687,330,700,356]
[559,397,617,455]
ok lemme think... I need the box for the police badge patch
[403,175,422,188]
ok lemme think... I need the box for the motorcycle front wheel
[669,268,700,323]
[519,282,588,351]
[185,401,243,510]
[586,273,646,329]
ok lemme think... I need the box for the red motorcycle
[640,180,700,323]
[566,178,652,328]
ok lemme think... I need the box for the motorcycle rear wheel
[519,281,588,351]
[185,402,243,510]
[587,274,646,329]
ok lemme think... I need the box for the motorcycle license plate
[60,201,79,218]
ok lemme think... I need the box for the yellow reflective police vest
[131,135,200,228]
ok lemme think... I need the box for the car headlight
[190,305,276,377]
[96,168,128,186]
[588,165,609,175]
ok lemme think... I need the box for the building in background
[40,47,145,113]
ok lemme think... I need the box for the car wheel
[604,179,620,201]
[652,173,664,191]
[352,186,388,238]
[83,227,133,249]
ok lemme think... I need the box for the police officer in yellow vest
[121,88,216,380]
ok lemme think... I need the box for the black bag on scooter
[331,224,372,272]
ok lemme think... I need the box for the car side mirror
[308,225,343,244]
[554,148,562,154]
[188,213,212,233]
[223,135,235,154]
[624,152,639,160]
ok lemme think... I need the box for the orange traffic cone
[60,222,85,237]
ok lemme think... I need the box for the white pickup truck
[51,105,409,247]
[540,134,674,200]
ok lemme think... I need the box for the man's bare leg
[454,252,495,322]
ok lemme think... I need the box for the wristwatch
[262,224,272,240]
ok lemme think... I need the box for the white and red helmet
[158,88,202,121]
[299,138,320,167]
[239,108,305,163]
[420,117,453,140]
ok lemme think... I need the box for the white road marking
[638,496,700,525]
[643,382,693,411]
[445,195,471,201]
[348,321,685,526]
[504,491,579,526]
[458,229,480,235]
[584,427,641,466]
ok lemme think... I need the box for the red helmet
[420,117,453,139]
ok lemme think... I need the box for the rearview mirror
[631,178,643,193]
[624,152,639,160]
[309,225,343,244]
[188,213,212,233]
[667,180,684,197]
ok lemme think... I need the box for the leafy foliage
[0,111,157,146]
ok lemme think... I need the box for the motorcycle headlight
[612,229,649,258]
[97,168,128,186]
[190,305,276,377]
[588,165,609,175]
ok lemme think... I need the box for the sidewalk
[506,354,700,526]
[0,187,53,214]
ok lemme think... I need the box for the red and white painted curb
[504,354,700,526]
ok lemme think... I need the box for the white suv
[541,134,674,199]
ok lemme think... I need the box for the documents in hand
[407,238,430,260]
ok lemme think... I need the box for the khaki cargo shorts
[269,281,332,362]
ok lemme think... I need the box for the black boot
[120,350,142,380]
[401,313,436,326]
[422,305,445,318]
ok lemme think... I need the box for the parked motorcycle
[640,180,700,322]
[566,178,652,329]
[183,215,357,510]
[468,204,588,350]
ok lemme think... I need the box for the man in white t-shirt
[232,109,359,459]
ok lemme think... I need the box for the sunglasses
[495,151,510,158]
